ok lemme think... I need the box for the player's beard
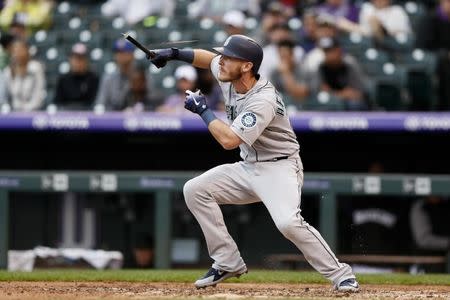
[218,66,242,82]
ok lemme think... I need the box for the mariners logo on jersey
[241,112,257,128]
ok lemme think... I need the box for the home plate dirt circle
[0,282,449,299]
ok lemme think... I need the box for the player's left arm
[208,119,243,150]
[184,90,242,150]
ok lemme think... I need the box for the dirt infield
[0,282,449,300]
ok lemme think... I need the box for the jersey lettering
[275,96,285,116]
[225,105,237,121]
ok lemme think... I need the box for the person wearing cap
[222,10,246,37]
[258,23,304,79]
[147,34,359,292]
[310,37,368,109]
[253,1,289,45]
[95,39,154,111]
[157,65,198,113]
[52,43,99,110]
[300,18,340,82]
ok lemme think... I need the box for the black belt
[261,156,289,162]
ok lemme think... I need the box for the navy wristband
[173,48,194,64]
[200,109,217,126]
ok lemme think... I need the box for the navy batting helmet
[213,35,263,75]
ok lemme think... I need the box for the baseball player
[149,35,359,292]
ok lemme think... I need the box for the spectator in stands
[123,66,161,113]
[410,196,450,252]
[310,37,368,110]
[313,0,363,35]
[95,39,153,111]
[358,0,411,42]
[222,10,246,37]
[300,18,339,81]
[157,65,198,113]
[255,1,289,45]
[53,43,99,110]
[2,39,45,111]
[258,23,304,79]
[101,0,174,25]
[297,10,318,54]
[0,0,53,33]
[417,0,450,110]
[196,68,224,111]
[271,39,309,108]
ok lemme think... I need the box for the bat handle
[123,34,156,58]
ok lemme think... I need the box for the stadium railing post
[319,192,337,252]
[154,190,171,269]
[0,190,8,269]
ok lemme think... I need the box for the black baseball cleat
[336,278,360,292]
[194,267,248,289]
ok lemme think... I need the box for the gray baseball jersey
[210,56,300,163]
[182,55,356,288]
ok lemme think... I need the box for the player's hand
[184,90,208,115]
[149,48,178,68]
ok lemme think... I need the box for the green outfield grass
[0,270,449,285]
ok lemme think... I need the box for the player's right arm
[149,48,216,69]
[192,49,216,69]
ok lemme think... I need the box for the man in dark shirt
[311,37,368,110]
[53,43,99,110]
[418,0,450,110]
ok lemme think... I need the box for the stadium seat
[402,1,427,34]
[303,92,346,111]
[359,48,390,77]
[29,30,58,48]
[340,32,373,58]
[396,49,437,110]
[370,63,408,111]
[191,18,223,44]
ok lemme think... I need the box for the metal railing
[1,171,450,270]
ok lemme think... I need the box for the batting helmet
[213,35,264,75]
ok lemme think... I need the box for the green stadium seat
[55,1,79,16]
[370,63,408,111]
[402,1,427,34]
[396,49,437,110]
[359,48,390,77]
[174,0,190,16]
[340,32,373,58]
[303,92,346,111]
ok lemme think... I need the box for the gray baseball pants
[183,156,355,286]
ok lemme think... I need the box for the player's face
[218,55,246,82]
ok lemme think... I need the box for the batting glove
[184,90,217,125]
[184,90,208,114]
[149,48,177,68]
